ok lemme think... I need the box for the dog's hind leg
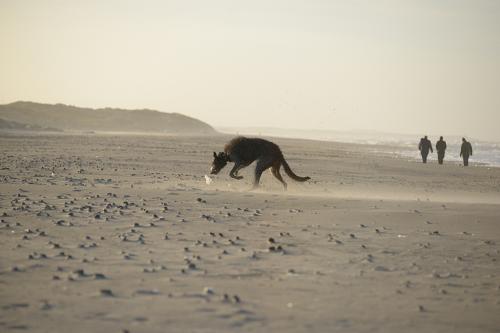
[271,164,287,190]
[253,158,273,189]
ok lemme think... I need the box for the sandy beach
[1,132,499,333]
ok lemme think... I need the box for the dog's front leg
[229,163,244,180]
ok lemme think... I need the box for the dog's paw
[235,176,244,180]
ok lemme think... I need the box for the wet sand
[1,132,499,333]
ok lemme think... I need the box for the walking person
[436,136,447,165]
[418,136,433,163]
[460,137,473,166]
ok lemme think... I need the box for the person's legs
[422,153,428,163]
[438,152,444,164]
[463,155,469,166]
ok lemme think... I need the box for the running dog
[210,136,310,189]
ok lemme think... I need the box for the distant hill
[0,118,62,132]
[0,101,216,134]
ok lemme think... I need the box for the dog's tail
[281,157,310,182]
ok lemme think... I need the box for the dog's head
[210,152,228,174]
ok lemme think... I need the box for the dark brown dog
[211,137,310,189]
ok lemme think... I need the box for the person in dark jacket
[435,136,447,165]
[418,136,433,163]
[460,137,473,166]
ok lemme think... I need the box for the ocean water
[395,141,500,167]
[318,134,500,167]
[330,136,500,167]
[218,127,500,167]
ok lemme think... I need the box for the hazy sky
[1,0,499,140]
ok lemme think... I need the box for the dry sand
[1,132,499,333]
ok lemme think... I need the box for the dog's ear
[213,152,217,158]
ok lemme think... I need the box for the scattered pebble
[99,289,114,297]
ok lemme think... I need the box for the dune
[0,101,216,134]
[0,118,62,132]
